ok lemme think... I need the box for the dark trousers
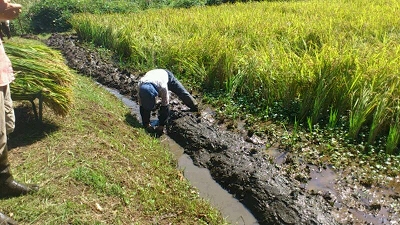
[0,22,10,40]
[140,106,151,126]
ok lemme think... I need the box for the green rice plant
[6,38,75,116]
[348,87,377,140]
[293,117,299,131]
[386,103,400,154]
[307,116,313,133]
[386,126,400,155]
[225,66,245,97]
[368,94,390,145]
[328,106,338,129]
[297,50,355,124]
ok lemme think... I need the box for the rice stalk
[348,87,377,139]
[367,92,391,145]
[6,38,75,116]
[386,101,400,154]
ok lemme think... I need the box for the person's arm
[158,85,169,127]
[159,85,169,106]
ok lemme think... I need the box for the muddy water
[103,85,259,225]
[266,147,399,225]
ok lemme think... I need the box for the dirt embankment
[45,33,399,225]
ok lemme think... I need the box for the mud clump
[46,34,139,96]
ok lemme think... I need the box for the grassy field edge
[3,73,227,224]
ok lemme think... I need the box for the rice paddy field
[70,0,400,155]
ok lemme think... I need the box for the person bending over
[137,69,198,134]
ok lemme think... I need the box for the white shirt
[138,69,169,106]
[0,40,14,87]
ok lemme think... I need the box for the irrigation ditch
[101,85,259,225]
[45,33,399,225]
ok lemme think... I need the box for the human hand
[0,0,22,20]
[189,104,200,112]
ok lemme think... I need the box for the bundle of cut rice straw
[5,37,74,116]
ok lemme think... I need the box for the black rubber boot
[0,212,18,225]
[0,148,39,198]
[140,106,151,127]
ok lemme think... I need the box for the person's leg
[4,20,10,39]
[4,85,14,135]
[157,106,169,126]
[0,86,7,163]
[139,106,151,127]
[139,106,155,133]
[166,70,198,111]
[0,85,39,199]
[0,29,4,41]
[0,21,10,39]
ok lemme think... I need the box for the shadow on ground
[8,104,59,149]
[124,113,142,128]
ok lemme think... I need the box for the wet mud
[45,33,400,225]
[167,111,337,224]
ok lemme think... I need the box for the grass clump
[3,42,227,224]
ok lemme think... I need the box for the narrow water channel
[103,85,259,225]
